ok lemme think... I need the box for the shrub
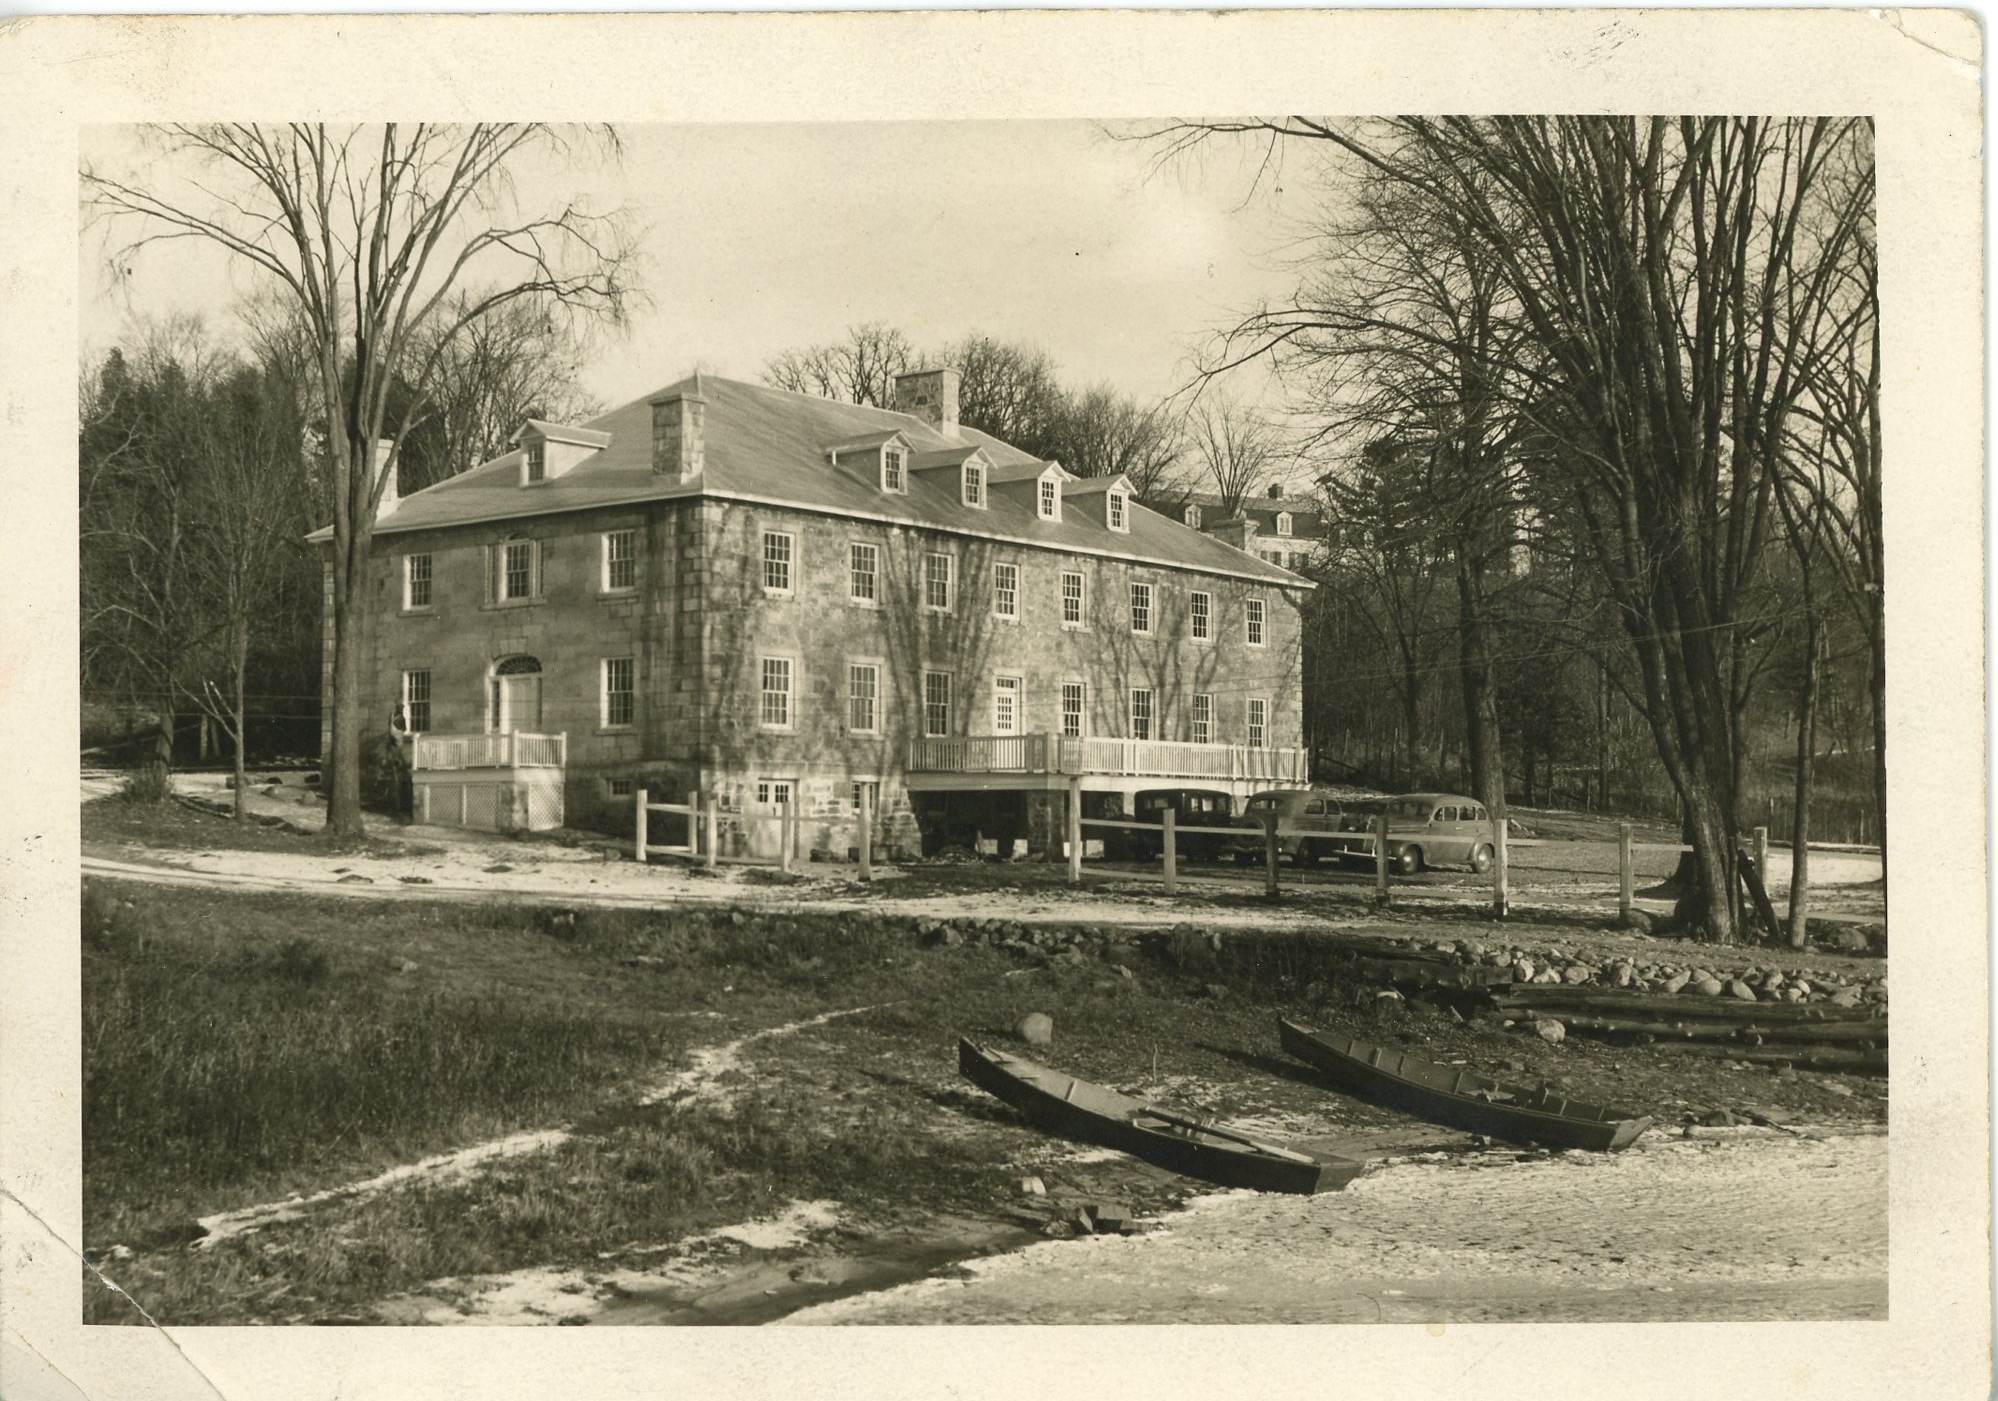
[118,766,172,805]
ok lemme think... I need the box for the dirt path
[786,1128,1888,1325]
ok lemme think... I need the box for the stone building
[1161,484,1327,576]
[321,370,1310,857]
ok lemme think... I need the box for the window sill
[1060,623,1089,632]
[762,589,795,600]
[596,725,636,736]
[400,607,436,617]
[486,596,545,610]
[848,597,880,609]
[992,613,1018,625]
[598,588,638,601]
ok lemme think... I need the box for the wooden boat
[958,1038,1365,1194]
[1277,1018,1654,1153]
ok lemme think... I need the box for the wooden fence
[635,787,878,880]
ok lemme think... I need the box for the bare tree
[765,323,917,407]
[943,335,1069,460]
[86,124,639,838]
[1189,394,1282,520]
[1057,386,1187,496]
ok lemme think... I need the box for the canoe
[958,1038,1365,1194]
[1277,1018,1654,1152]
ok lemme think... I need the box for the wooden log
[1538,1014,1886,1046]
[1738,847,1782,938]
[1491,986,1883,1023]
[1646,1042,1888,1075]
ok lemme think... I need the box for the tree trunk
[1869,617,1886,878]
[230,617,250,823]
[324,561,371,840]
[143,703,174,800]
[1455,550,1507,820]
[1787,616,1822,947]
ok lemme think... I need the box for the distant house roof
[320,376,1305,589]
[1166,490,1329,541]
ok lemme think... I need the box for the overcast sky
[80,121,1316,416]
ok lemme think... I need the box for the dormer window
[882,446,908,493]
[525,442,546,484]
[1275,511,1294,537]
[962,460,986,508]
[1183,503,1202,529]
[1038,476,1061,522]
[1107,489,1129,533]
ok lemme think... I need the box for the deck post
[1492,812,1510,920]
[1374,811,1390,907]
[859,785,874,882]
[1263,810,1280,900]
[687,790,699,857]
[1618,822,1634,926]
[704,797,718,871]
[1067,775,1083,884]
[1162,807,1178,895]
[635,788,648,863]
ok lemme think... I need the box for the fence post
[1374,811,1390,907]
[1162,807,1178,895]
[684,789,698,857]
[1754,825,1770,879]
[859,785,873,882]
[779,805,794,874]
[1493,812,1510,920]
[635,787,648,863]
[1618,822,1634,926]
[1067,775,1082,884]
[704,796,718,871]
[1264,810,1280,900]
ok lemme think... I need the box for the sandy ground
[785,1129,1888,1324]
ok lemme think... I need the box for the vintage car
[1350,792,1497,875]
[1223,788,1359,867]
[1108,788,1237,862]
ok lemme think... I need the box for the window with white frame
[401,669,431,733]
[525,442,546,483]
[1107,489,1129,532]
[404,553,432,610]
[1192,692,1213,745]
[1246,596,1267,646]
[847,662,880,734]
[762,530,795,594]
[850,779,879,816]
[759,656,793,728]
[756,778,794,808]
[1183,503,1202,529]
[922,671,952,738]
[1129,687,1154,741]
[1275,511,1294,537]
[993,676,1021,735]
[882,445,907,493]
[497,538,538,601]
[962,460,986,508]
[1038,477,1061,521]
[603,530,636,592]
[849,542,878,603]
[1060,571,1086,628]
[924,551,953,611]
[602,657,635,728]
[1189,590,1211,641]
[1128,581,1153,635]
[1060,682,1086,739]
[1247,697,1268,748]
[993,562,1019,620]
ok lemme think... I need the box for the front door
[493,672,542,732]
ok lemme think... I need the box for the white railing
[411,730,568,772]
[908,731,1308,784]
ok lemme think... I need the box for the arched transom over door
[490,655,543,733]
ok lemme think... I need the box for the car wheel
[1470,843,1494,874]
[1395,845,1424,876]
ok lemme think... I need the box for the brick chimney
[649,381,707,482]
[1210,516,1259,552]
[894,368,960,435]
[375,438,400,515]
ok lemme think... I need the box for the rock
[1700,1108,1739,1127]
[1829,987,1863,1008]
[397,959,419,974]
[1791,979,1813,996]
[1621,909,1655,935]
[1513,959,1536,982]
[1725,979,1758,1002]
[1499,1057,1527,1072]
[1562,964,1593,984]
[1821,1080,1856,1097]
[1014,1013,1054,1045]
[1826,928,1870,953]
[1783,987,1807,1003]
[1694,978,1725,997]
[1663,970,1692,994]
[1692,968,1717,986]
[1535,1019,1566,1045]
[1531,969,1562,985]
[1613,962,1636,988]
[1019,1176,1047,1195]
